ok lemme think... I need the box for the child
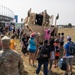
[54,38,60,68]
[60,32,64,47]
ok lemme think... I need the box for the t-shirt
[64,41,75,56]
[27,38,36,51]
[54,43,60,56]
[44,29,50,40]
[49,45,54,52]
[60,36,64,42]
[10,39,16,50]
[22,37,28,47]
[49,44,55,60]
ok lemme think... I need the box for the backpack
[69,41,75,55]
[36,45,49,61]
[36,46,45,60]
[58,58,67,71]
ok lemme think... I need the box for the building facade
[0,4,14,22]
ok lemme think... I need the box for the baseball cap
[67,35,71,39]
[30,32,36,38]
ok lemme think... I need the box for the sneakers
[70,72,73,75]
[64,73,68,75]
[64,72,73,75]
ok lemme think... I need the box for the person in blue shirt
[27,32,36,66]
[63,35,75,75]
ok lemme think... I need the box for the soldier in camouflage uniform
[0,36,24,75]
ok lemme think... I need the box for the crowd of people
[0,25,75,75]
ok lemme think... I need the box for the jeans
[36,61,48,75]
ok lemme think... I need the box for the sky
[0,0,75,25]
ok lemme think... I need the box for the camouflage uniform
[0,36,24,75]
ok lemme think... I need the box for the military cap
[1,36,10,44]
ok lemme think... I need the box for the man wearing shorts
[63,36,75,75]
